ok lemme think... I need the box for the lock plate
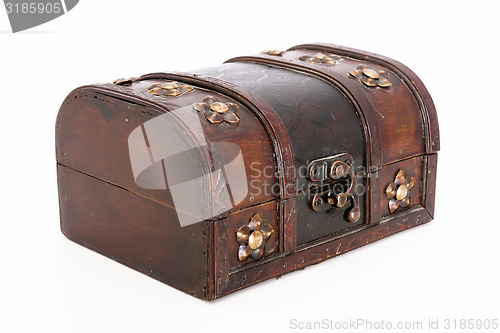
[307,153,361,223]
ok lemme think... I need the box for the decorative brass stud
[210,102,229,114]
[113,77,140,85]
[193,96,240,125]
[385,183,397,199]
[378,78,392,87]
[262,223,274,239]
[236,225,251,244]
[161,82,178,90]
[248,230,264,250]
[348,65,392,88]
[147,81,194,97]
[248,213,263,230]
[299,52,342,66]
[362,68,379,79]
[251,248,264,260]
[236,213,274,261]
[385,169,416,213]
[261,50,284,56]
[396,184,408,201]
[148,87,162,95]
[361,77,377,87]
[238,246,251,261]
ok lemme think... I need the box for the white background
[1,1,499,332]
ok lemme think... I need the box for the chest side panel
[58,164,210,298]
[56,85,277,221]
[56,83,280,300]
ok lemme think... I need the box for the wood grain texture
[58,165,210,299]
[283,197,297,254]
[192,63,369,246]
[224,57,377,170]
[424,154,438,218]
[213,200,279,298]
[379,156,424,218]
[139,72,297,200]
[56,43,439,301]
[289,43,440,154]
[228,50,426,167]
[56,87,277,219]
[193,63,366,189]
[215,206,432,299]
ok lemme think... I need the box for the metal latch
[307,153,361,223]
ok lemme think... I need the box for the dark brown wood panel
[140,72,297,199]
[218,61,370,175]
[379,156,424,218]
[295,173,367,246]
[58,165,210,299]
[216,206,432,298]
[56,43,438,301]
[56,86,277,219]
[215,200,279,275]
[236,50,426,167]
[289,43,439,155]
[283,197,297,254]
[424,154,438,218]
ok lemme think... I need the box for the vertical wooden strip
[368,169,381,225]
[424,154,438,218]
[283,197,297,254]
[214,219,228,296]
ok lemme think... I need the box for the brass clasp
[307,154,361,223]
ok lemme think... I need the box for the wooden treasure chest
[56,43,439,300]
